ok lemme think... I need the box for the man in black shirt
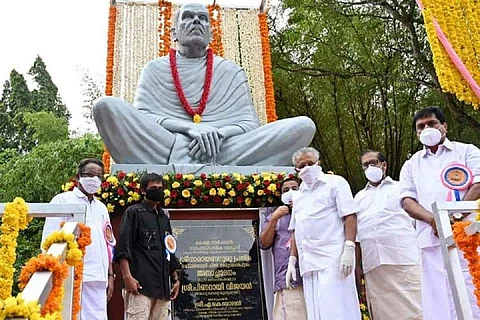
[115,172,180,319]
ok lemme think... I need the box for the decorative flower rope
[18,254,69,317]
[259,12,277,123]
[0,197,30,300]
[41,231,82,267]
[452,220,480,306]
[169,48,214,123]
[0,294,60,320]
[207,4,224,56]
[158,0,173,57]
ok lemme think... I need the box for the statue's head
[172,3,212,49]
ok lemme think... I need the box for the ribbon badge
[440,163,473,201]
[103,220,116,263]
[164,234,177,261]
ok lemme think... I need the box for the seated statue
[93,2,316,166]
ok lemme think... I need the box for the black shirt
[114,202,180,299]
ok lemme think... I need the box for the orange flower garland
[70,223,91,320]
[207,4,224,56]
[452,221,480,306]
[103,146,111,174]
[18,254,69,316]
[158,0,173,57]
[102,5,117,170]
[258,12,277,123]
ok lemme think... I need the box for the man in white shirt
[399,106,480,320]
[286,147,361,320]
[42,158,115,320]
[355,149,422,320]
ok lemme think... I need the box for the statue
[93,3,316,166]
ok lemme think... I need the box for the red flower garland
[169,48,214,123]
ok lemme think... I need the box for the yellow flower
[190,198,198,206]
[217,188,226,196]
[245,198,252,206]
[223,199,231,206]
[360,304,367,312]
[107,204,115,213]
[106,176,119,185]
[194,180,203,187]
[163,175,170,181]
[124,181,130,187]
[243,191,248,196]
[183,174,195,181]
[102,193,109,199]
[233,173,243,181]
[119,200,125,206]
[267,184,277,192]
[212,173,220,179]
[182,190,191,198]
[247,185,255,193]
[254,180,261,186]
[257,190,264,196]
[221,173,228,178]
[128,196,134,203]
[228,190,236,197]
[275,191,280,197]
[209,188,217,196]
[127,173,134,177]
[164,189,171,197]
[225,182,232,189]
[172,181,180,188]
[165,198,171,206]
[132,192,141,201]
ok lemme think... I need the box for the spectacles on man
[361,159,380,170]
[79,172,104,180]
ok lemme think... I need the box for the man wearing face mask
[354,150,421,320]
[259,177,307,320]
[42,158,115,319]
[399,106,480,319]
[115,172,180,320]
[286,147,361,320]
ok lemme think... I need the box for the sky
[0,0,264,134]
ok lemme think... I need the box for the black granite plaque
[171,219,267,320]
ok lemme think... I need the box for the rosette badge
[441,163,473,201]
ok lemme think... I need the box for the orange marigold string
[258,12,277,123]
[103,146,111,174]
[452,220,480,306]
[207,4,224,56]
[159,0,173,57]
[102,4,117,167]
[18,254,69,316]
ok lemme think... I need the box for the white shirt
[289,171,359,275]
[399,139,480,248]
[41,187,111,282]
[354,177,419,274]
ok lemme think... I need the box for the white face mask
[298,164,321,186]
[281,189,297,205]
[364,166,383,183]
[419,127,442,147]
[79,176,101,195]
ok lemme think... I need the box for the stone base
[111,164,295,175]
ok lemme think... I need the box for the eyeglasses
[361,159,380,170]
[282,186,299,193]
[79,172,104,179]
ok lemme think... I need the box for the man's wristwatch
[108,273,116,279]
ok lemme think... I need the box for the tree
[23,111,69,145]
[79,68,104,125]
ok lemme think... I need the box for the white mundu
[355,177,422,320]
[400,138,480,320]
[289,171,361,320]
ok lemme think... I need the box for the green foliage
[23,111,69,145]
[0,134,103,203]
[270,0,480,192]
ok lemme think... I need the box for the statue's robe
[93,53,315,166]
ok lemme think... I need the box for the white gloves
[285,256,297,289]
[340,240,355,277]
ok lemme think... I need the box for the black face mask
[145,189,164,203]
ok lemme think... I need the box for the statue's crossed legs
[94,97,316,166]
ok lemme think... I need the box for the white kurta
[42,187,111,319]
[289,171,361,320]
[399,138,480,319]
[355,177,422,319]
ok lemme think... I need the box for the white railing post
[432,201,480,320]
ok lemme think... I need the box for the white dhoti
[364,265,422,320]
[422,246,480,320]
[272,285,307,320]
[80,281,108,320]
[302,268,361,320]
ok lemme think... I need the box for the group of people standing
[260,106,480,320]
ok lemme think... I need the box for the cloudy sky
[0,0,264,133]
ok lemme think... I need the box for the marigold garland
[103,146,111,174]
[41,231,82,267]
[18,254,69,316]
[0,294,60,320]
[258,12,277,122]
[158,0,173,57]
[452,220,480,306]
[0,198,30,300]
[207,4,224,56]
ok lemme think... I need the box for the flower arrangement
[0,294,60,320]
[0,197,30,299]
[62,171,294,212]
[41,231,83,267]
[452,220,480,306]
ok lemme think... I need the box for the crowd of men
[40,106,480,320]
